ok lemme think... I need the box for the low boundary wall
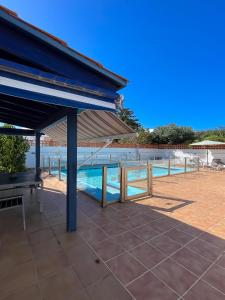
[26,143,225,168]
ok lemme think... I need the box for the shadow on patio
[1,170,225,300]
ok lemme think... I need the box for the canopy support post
[35,131,41,176]
[66,109,78,232]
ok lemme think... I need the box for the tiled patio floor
[1,170,225,299]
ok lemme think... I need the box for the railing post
[168,159,171,176]
[184,157,187,173]
[197,157,200,171]
[101,166,107,208]
[48,157,51,175]
[58,158,62,181]
[147,162,153,196]
[120,166,125,202]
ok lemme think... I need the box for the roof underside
[43,110,136,143]
[0,93,65,129]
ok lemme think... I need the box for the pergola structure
[0,6,135,231]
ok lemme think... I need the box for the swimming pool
[54,164,195,203]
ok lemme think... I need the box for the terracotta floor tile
[216,253,225,269]
[86,274,132,300]
[35,250,69,279]
[149,235,182,255]
[39,268,87,300]
[77,220,95,234]
[128,214,149,228]
[44,209,62,219]
[113,231,143,250]
[117,217,135,230]
[93,239,124,261]
[152,258,198,296]
[165,228,194,245]
[3,170,225,300]
[121,207,141,218]
[150,219,175,233]
[102,222,126,236]
[47,215,65,226]
[0,242,33,275]
[176,224,202,237]
[28,228,54,245]
[79,225,108,244]
[187,238,222,261]
[203,264,225,294]
[31,237,61,258]
[0,231,29,250]
[66,242,110,287]
[142,211,162,221]
[51,223,67,236]
[171,247,211,276]
[184,280,225,300]
[209,228,225,239]
[90,214,112,227]
[130,243,166,269]
[107,252,147,284]
[110,213,131,224]
[127,271,178,300]
[100,206,121,219]
[26,219,50,233]
[1,285,41,300]
[132,223,160,241]
[0,261,37,299]
[199,232,225,250]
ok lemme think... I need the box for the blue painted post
[67,109,78,232]
[35,131,41,175]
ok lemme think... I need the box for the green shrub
[0,124,30,174]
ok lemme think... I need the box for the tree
[196,128,225,142]
[117,108,141,132]
[150,124,195,144]
[136,128,152,144]
[0,124,30,174]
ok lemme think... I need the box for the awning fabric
[43,110,136,143]
[190,140,225,146]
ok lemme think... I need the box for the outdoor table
[0,172,43,212]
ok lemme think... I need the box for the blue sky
[2,0,225,130]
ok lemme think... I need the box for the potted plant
[0,124,30,179]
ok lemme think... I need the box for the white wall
[25,145,225,168]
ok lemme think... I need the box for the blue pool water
[54,165,195,203]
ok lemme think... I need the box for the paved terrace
[1,170,225,300]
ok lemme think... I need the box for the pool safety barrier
[41,156,200,207]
